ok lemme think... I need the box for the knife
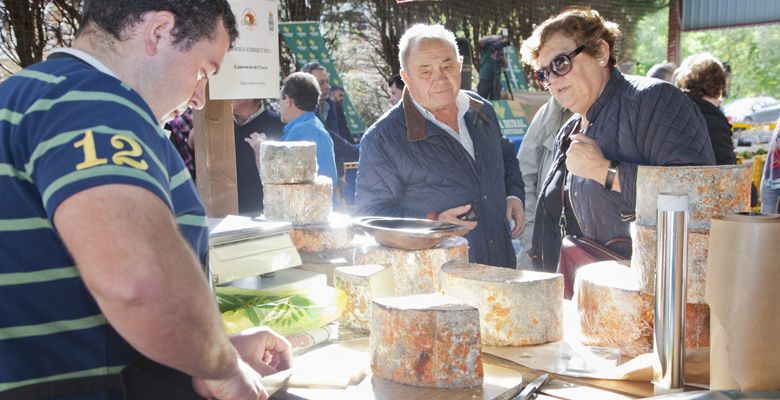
[511,373,549,400]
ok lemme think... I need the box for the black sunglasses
[534,45,586,89]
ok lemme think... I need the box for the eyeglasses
[534,45,586,89]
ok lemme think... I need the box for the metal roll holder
[653,193,689,394]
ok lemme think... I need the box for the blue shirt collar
[283,111,317,135]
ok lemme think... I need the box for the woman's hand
[566,134,610,183]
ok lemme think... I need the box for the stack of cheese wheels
[264,176,332,225]
[295,258,350,287]
[632,164,751,305]
[298,246,355,266]
[292,213,356,285]
[440,261,563,346]
[290,212,354,253]
[575,261,711,357]
[633,165,751,231]
[296,247,358,287]
[334,264,394,331]
[261,141,332,225]
[259,140,317,184]
[631,224,710,304]
[354,236,468,295]
[370,294,483,388]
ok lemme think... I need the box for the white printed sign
[209,0,280,99]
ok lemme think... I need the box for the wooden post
[668,0,682,66]
[193,88,238,217]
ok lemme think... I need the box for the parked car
[722,96,780,124]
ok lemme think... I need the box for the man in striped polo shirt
[0,1,290,399]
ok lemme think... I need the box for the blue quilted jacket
[355,90,519,267]
[533,69,715,267]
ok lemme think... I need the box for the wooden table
[269,334,682,400]
[486,352,653,399]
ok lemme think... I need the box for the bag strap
[559,119,630,250]
[604,236,632,248]
[558,121,579,237]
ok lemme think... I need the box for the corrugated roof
[681,0,780,31]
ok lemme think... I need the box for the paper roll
[706,213,780,390]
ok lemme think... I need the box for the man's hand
[435,204,478,231]
[190,327,291,400]
[192,358,267,400]
[566,134,609,183]
[245,132,267,155]
[245,132,267,173]
[506,197,524,238]
[229,327,293,377]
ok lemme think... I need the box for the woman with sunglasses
[519,6,715,273]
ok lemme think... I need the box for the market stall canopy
[680,0,780,30]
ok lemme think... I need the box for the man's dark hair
[330,85,345,93]
[301,62,326,74]
[646,62,676,82]
[79,0,239,50]
[282,72,321,112]
[388,74,404,90]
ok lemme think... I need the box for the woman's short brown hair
[673,53,726,99]
[521,6,620,69]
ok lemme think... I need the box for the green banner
[490,100,530,137]
[279,22,365,134]
[500,45,528,93]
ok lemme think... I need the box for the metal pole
[653,193,688,394]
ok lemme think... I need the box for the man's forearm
[55,185,239,380]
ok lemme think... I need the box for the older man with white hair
[355,24,524,268]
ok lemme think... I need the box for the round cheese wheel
[263,175,332,225]
[575,261,709,357]
[260,140,317,184]
[440,261,563,346]
[291,212,355,252]
[370,294,483,388]
[334,264,394,332]
[635,164,751,231]
[354,236,468,296]
[631,223,710,303]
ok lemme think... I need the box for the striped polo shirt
[0,52,208,398]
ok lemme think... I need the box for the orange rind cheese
[370,294,483,388]
[354,236,468,296]
[440,261,563,346]
[635,165,751,231]
[334,264,394,331]
[630,223,710,304]
[575,261,710,357]
[291,212,355,252]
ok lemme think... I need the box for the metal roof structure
[680,0,780,31]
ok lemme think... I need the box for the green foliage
[216,287,321,335]
[633,7,780,100]
[633,7,668,76]
[684,26,780,100]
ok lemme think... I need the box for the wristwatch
[604,160,619,191]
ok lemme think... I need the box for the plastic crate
[752,154,766,190]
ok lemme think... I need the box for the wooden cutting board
[273,338,524,400]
